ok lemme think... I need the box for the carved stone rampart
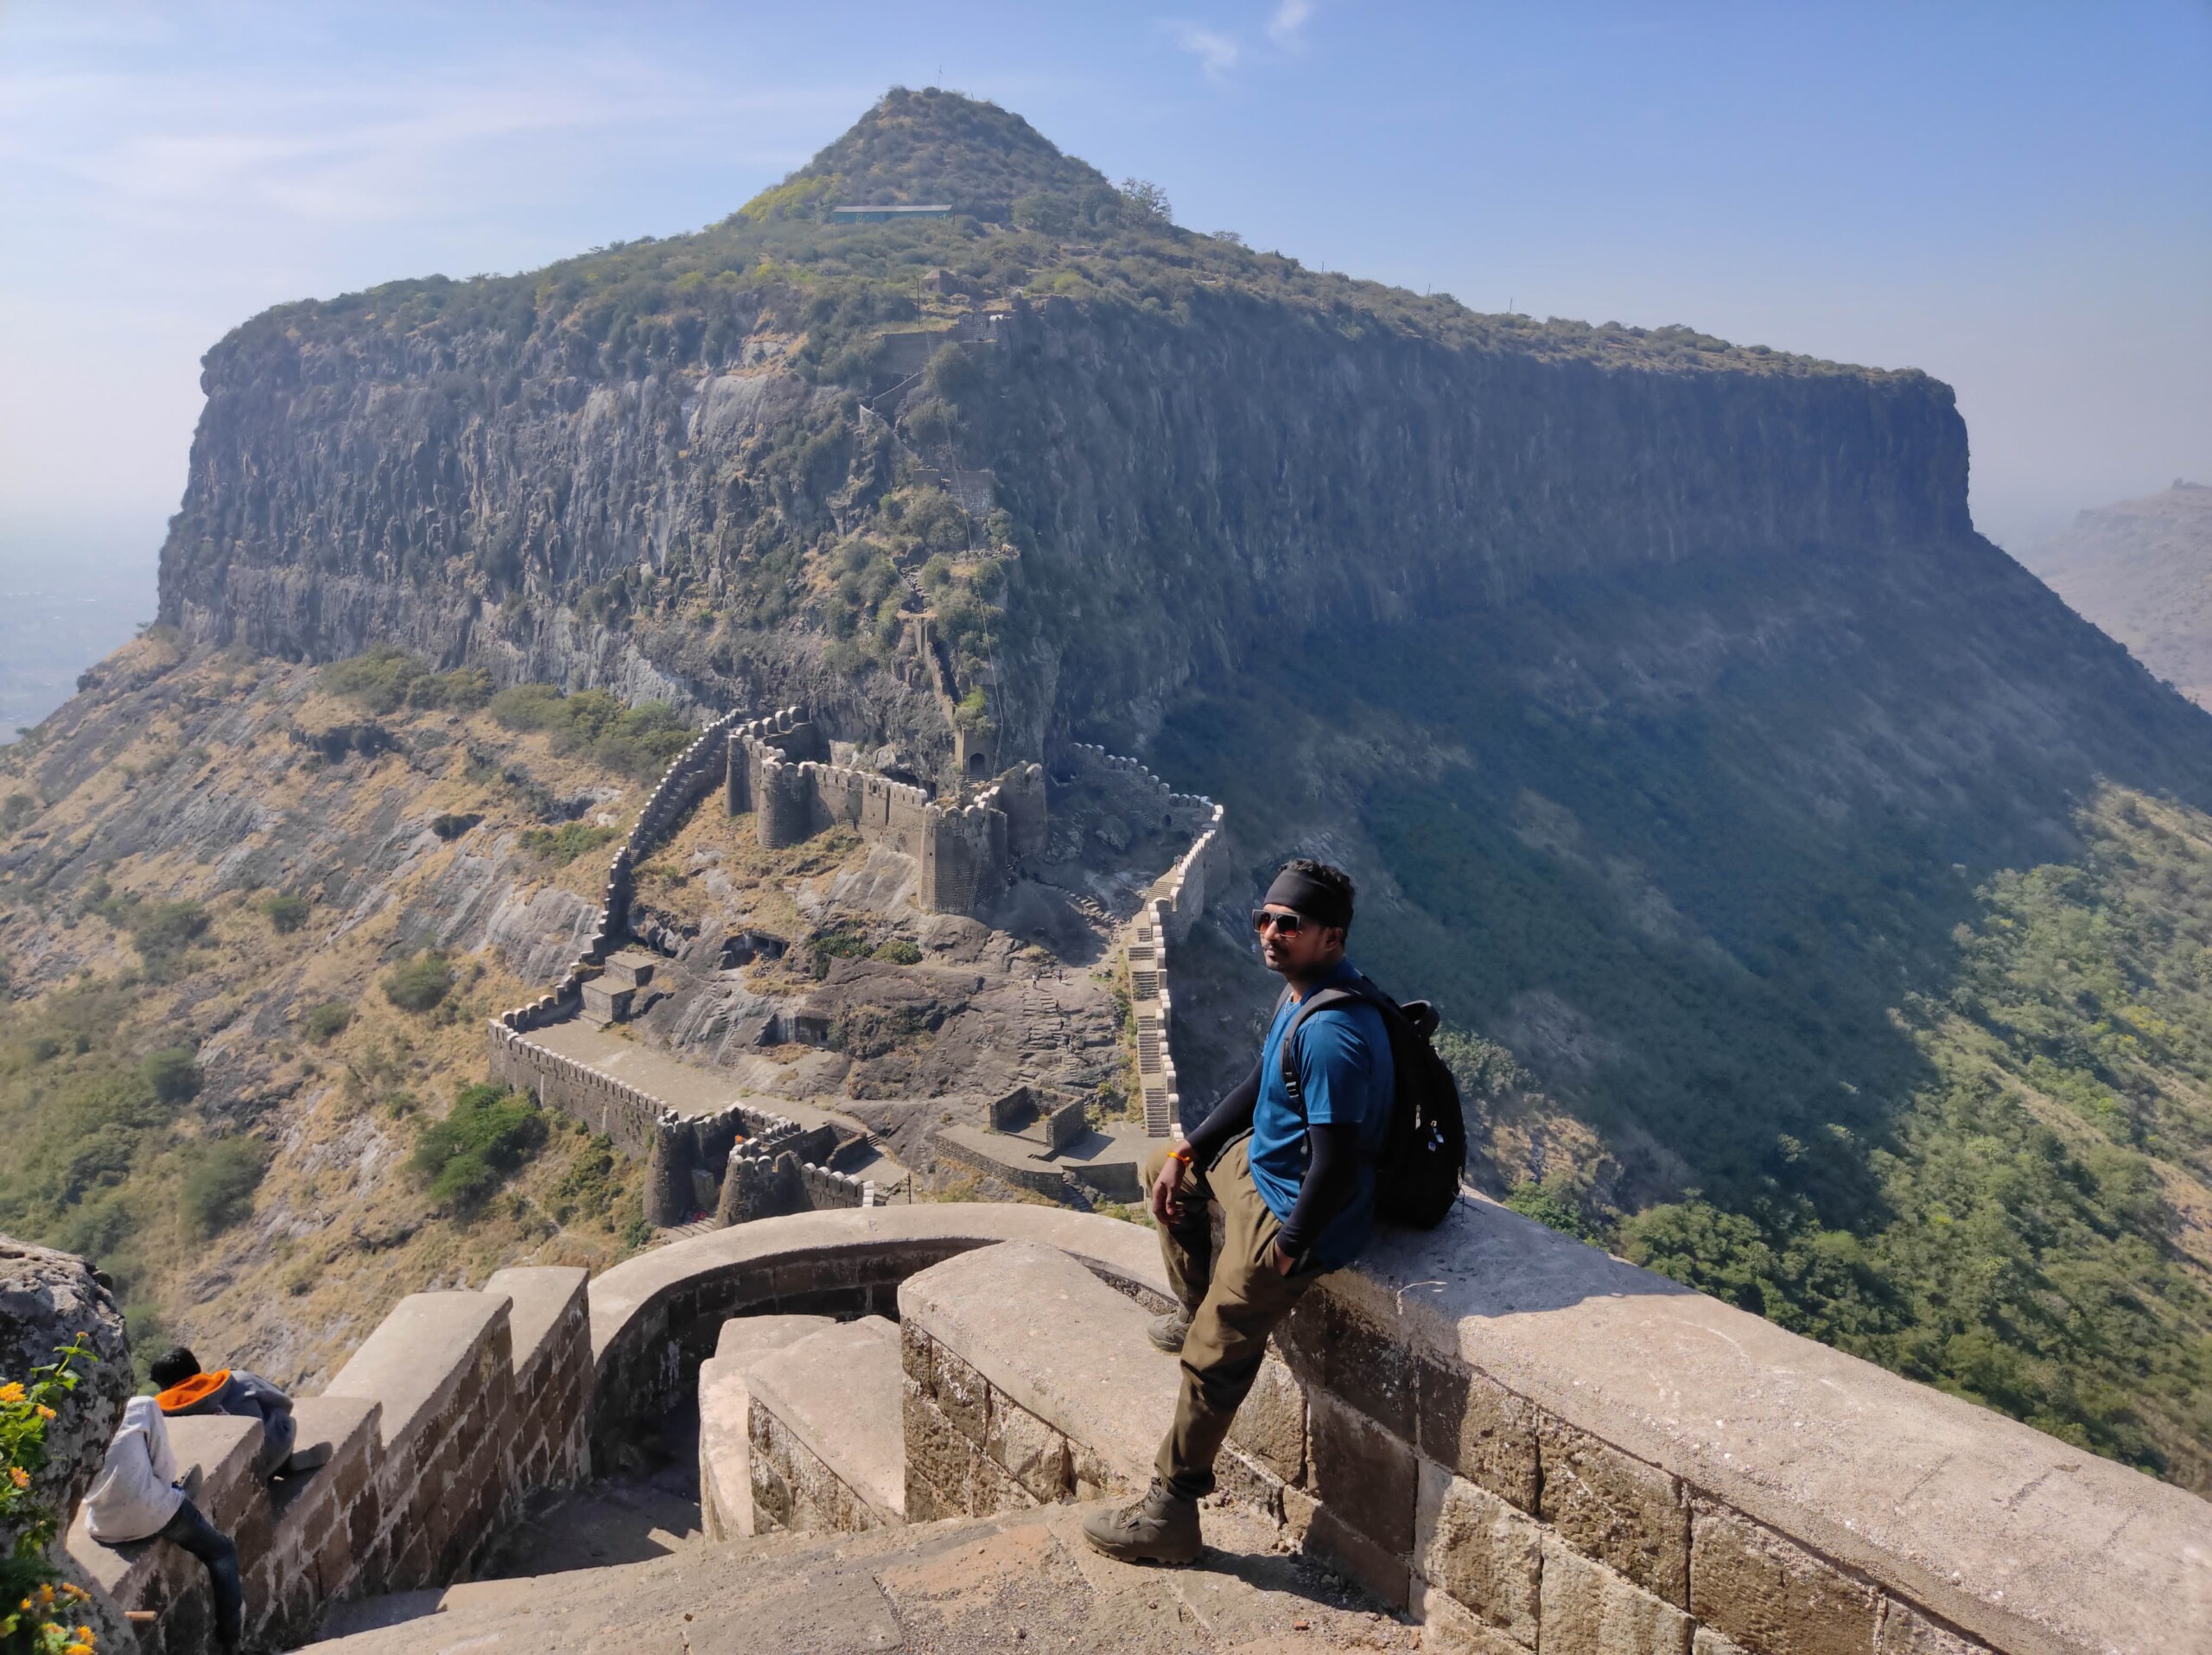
[67,1266,591,1654]
[589,1206,2211,1655]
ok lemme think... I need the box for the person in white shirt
[84,1395,241,1650]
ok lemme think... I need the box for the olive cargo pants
[1142,1134,1319,1500]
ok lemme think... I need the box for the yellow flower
[60,1584,86,1600]
[8,1467,29,1489]
[36,1405,55,1420]
[0,1382,24,1403]
[78,1624,95,1639]
[67,1642,94,1655]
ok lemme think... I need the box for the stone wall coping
[899,1240,1179,1481]
[481,1266,589,1376]
[1343,1192,2212,1655]
[324,1289,512,1450]
[744,1315,906,1522]
[286,1393,380,1470]
[715,1314,837,1365]
[588,1205,1170,1365]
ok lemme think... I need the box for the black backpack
[1274,972,1468,1229]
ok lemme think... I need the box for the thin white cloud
[1268,0,1316,49]
[1168,22,1242,81]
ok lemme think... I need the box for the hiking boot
[1147,1308,1192,1354]
[1081,1480,1203,1566]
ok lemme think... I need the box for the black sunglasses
[1251,908,1306,935]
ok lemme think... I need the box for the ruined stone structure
[725,704,1046,916]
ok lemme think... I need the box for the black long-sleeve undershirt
[1180,1057,1362,1263]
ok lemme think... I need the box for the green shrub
[410,1084,548,1213]
[430,812,482,841]
[381,952,454,1013]
[489,684,693,781]
[261,892,311,933]
[518,822,619,866]
[873,938,923,964]
[806,921,871,978]
[0,792,32,833]
[181,1138,266,1237]
[322,646,492,714]
[140,1048,201,1106]
[302,1003,352,1042]
[126,900,208,971]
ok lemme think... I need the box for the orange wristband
[1170,1145,1192,1165]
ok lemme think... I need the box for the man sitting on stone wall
[84,1392,244,1652]
[1084,858,1393,1566]
[149,1347,329,1480]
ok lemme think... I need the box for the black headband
[1263,866,1351,931]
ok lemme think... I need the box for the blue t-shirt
[1247,958,1395,1271]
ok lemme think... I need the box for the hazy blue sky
[3,0,2206,611]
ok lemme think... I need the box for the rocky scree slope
[134,88,2212,1485]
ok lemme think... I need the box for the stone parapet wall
[68,1268,590,1654]
[1123,901,1181,1136]
[584,1207,1174,1473]
[582,1206,2209,1655]
[486,1022,663,1155]
[1221,1198,2212,1655]
[498,704,750,1034]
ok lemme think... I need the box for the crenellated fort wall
[725,704,1046,917]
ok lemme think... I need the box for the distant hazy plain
[0,520,157,735]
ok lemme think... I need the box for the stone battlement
[67,1267,591,1653]
[727,704,1046,917]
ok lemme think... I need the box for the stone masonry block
[1537,1416,1689,1606]
[1877,1601,1994,1655]
[931,1342,993,1445]
[1213,1442,1286,1524]
[1414,1457,1541,1647]
[1695,1630,1751,1655]
[1310,1387,1417,1556]
[1226,1354,1306,1486]
[1308,1502,1411,1611]
[901,1322,934,1392]
[982,1386,1071,1504]
[1414,1355,1540,1515]
[1690,1500,1879,1655]
[1323,1295,1415,1438]
[1540,1531,1692,1655]
[1414,1579,1534,1655]
[903,1379,979,1513]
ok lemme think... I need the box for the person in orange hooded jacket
[149,1347,329,1479]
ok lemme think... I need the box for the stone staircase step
[699,1314,836,1540]
[746,1315,906,1534]
[301,1496,1408,1653]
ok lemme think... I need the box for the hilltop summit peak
[768,86,1114,220]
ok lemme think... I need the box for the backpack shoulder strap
[1278,983,1377,1104]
